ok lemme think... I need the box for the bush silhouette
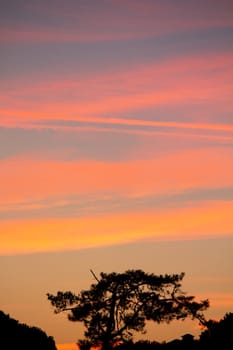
[0,310,57,350]
[199,312,233,349]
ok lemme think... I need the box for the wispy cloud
[1,0,232,44]
[1,112,233,133]
[1,51,232,137]
[1,200,232,255]
[1,147,232,203]
[0,186,232,221]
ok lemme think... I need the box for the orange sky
[1,201,232,255]
[1,147,233,200]
[0,0,232,347]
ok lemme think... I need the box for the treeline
[113,312,233,350]
[1,309,232,350]
[0,310,57,350]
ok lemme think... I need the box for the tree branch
[90,269,100,282]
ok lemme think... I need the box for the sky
[0,0,233,349]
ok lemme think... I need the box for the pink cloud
[1,147,232,203]
[1,1,232,45]
[1,50,232,126]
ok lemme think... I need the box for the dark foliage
[47,269,209,350]
[113,312,233,350]
[0,310,57,350]
[198,312,233,349]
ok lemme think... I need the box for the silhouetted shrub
[0,310,57,350]
[199,312,233,349]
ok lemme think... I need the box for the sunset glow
[0,0,232,348]
[0,201,232,256]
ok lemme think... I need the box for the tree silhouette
[199,312,233,349]
[47,269,209,350]
[0,310,57,350]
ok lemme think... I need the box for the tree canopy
[47,269,209,350]
[0,310,57,350]
[199,312,233,349]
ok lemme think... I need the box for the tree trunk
[101,339,112,350]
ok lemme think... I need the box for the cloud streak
[1,1,232,44]
[1,200,232,255]
[1,147,232,202]
[1,50,232,140]
[0,186,232,221]
[1,111,233,133]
